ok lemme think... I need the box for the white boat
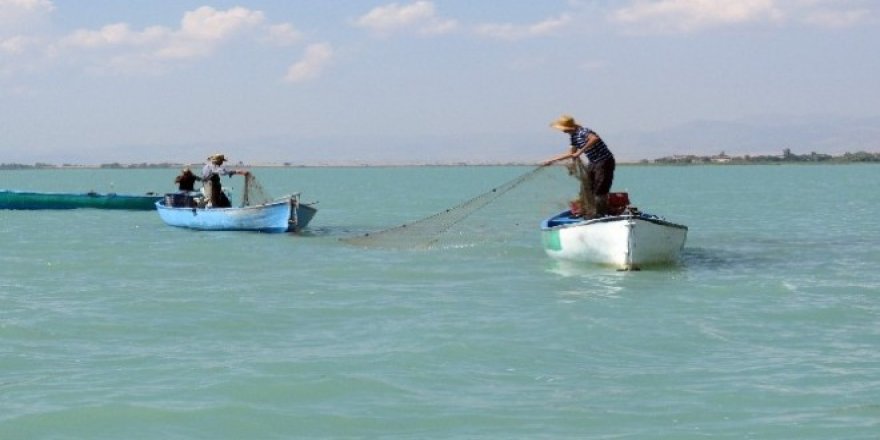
[541,209,688,270]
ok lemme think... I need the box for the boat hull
[0,190,160,210]
[541,211,687,270]
[156,196,317,232]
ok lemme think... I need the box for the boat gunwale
[1,189,161,210]
[1,189,161,198]
[541,211,688,232]
[155,197,292,212]
[154,193,313,212]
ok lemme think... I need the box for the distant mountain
[610,115,880,160]
[7,115,878,166]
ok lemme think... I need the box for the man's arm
[573,133,600,156]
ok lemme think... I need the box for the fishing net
[241,173,273,207]
[342,165,554,249]
[570,159,596,218]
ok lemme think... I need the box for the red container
[569,199,584,217]
[608,192,629,215]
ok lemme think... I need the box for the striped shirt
[571,126,613,163]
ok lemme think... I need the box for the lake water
[1,164,878,439]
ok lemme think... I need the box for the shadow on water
[657,236,803,273]
[681,246,743,269]
[680,246,778,272]
[296,225,378,239]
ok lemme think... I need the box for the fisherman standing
[543,115,616,217]
[202,154,248,208]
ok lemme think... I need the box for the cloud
[0,0,54,25]
[46,6,308,75]
[1,35,34,53]
[261,23,303,46]
[60,23,168,49]
[354,1,458,36]
[178,6,264,41]
[609,0,877,33]
[610,0,784,34]
[474,14,572,40]
[59,6,265,58]
[1,0,51,70]
[802,7,871,28]
[284,42,333,83]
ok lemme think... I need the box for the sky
[1,0,878,165]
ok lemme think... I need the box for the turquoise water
[1,165,878,439]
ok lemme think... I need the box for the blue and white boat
[155,193,317,233]
[541,196,687,270]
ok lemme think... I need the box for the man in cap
[543,115,616,217]
[202,154,249,208]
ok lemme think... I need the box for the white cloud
[1,35,33,53]
[0,0,54,24]
[179,6,264,41]
[50,6,297,74]
[611,0,784,34]
[284,42,333,83]
[474,14,572,40]
[61,23,169,49]
[802,8,871,28]
[609,0,877,33]
[59,6,264,59]
[354,1,458,36]
[158,6,265,59]
[262,23,303,46]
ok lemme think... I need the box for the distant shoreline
[5,162,547,170]
[1,162,878,170]
[2,150,878,170]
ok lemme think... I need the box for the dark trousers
[587,157,615,196]
[574,157,615,217]
[205,175,232,208]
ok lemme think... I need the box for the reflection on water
[545,260,628,300]
[546,257,686,277]
[548,260,621,277]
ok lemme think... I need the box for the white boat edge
[541,212,688,270]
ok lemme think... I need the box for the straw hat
[208,154,227,163]
[550,115,578,131]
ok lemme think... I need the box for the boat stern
[285,194,318,232]
[541,212,688,270]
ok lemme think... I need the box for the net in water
[241,173,272,207]
[342,165,554,249]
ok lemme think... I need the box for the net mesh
[570,159,596,218]
[241,174,273,206]
[341,165,554,249]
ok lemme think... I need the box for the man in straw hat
[201,154,249,208]
[543,115,616,218]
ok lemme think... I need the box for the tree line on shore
[2,149,879,169]
[649,149,880,164]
